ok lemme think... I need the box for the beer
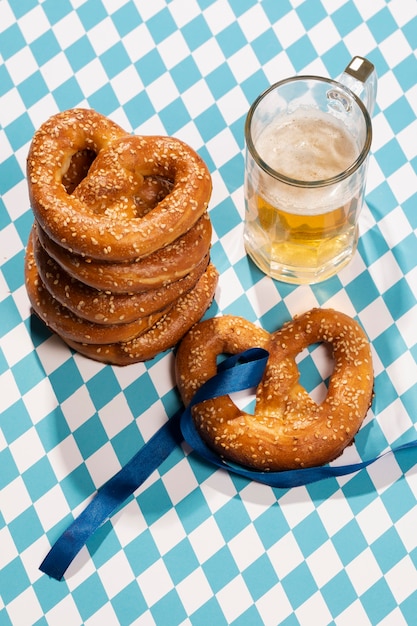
[244,109,367,283]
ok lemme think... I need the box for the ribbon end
[39,555,65,582]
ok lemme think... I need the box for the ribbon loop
[40,347,417,581]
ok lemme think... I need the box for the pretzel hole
[231,388,257,414]
[296,342,335,404]
[134,175,174,217]
[62,149,96,194]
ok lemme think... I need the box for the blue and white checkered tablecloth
[1,0,417,624]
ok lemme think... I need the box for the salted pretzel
[33,224,210,324]
[27,108,212,261]
[175,311,374,471]
[65,263,219,365]
[35,212,212,293]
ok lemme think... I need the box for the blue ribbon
[40,347,417,580]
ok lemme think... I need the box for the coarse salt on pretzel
[175,310,374,471]
[35,212,212,293]
[27,108,212,261]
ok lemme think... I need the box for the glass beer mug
[243,56,377,284]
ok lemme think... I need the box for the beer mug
[243,56,377,284]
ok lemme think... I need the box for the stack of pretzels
[25,109,218,365]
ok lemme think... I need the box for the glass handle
[338,56,377,117]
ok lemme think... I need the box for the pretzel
[33,224,210,324]
[61,147,97,194]
[25,231,168,344]
[175,310,374,471]
[65,263,219,365]
[27,108,212,261]
[35,212,212,293]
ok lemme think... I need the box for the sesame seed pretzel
[27,108,212,261]
[33,223,210,325]
[175,310,374,471]
[25,230,169,344]
[64,263,219,365]
[35,212,212,293]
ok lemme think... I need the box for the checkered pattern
[1,0,417,624]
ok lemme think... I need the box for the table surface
[1,1,417,625]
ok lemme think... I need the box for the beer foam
[256,109,359,182]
